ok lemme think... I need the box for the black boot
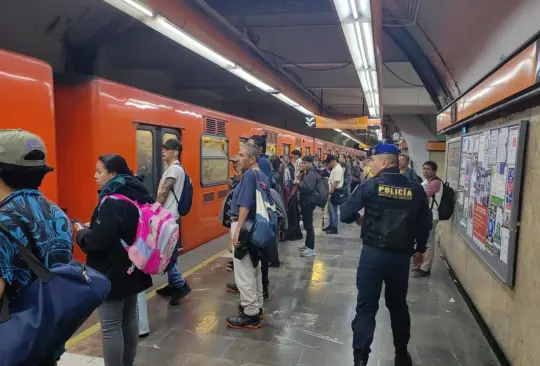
[170,282,191,305]
[354,351,368,366]
[226,312,261,329]
[395,351,412,366]
[156,284,173,297]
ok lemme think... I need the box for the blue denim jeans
[328,201,339,228]
[168,263,186,288]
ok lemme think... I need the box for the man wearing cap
[153,138,191,305]
[340,143,432,366]
[295,155,319,257]
[0,129,73,365]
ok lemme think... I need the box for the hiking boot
[225,282,240,293]
[322,225,332,232]
[226,312,261,329]
[413,269,431,278]
[238,304,264,319]
[395,351,413,366]
[170,282,191,305]
[263,285,271,302]
[156,285,173,297]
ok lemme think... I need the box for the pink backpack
[101,194,179,275]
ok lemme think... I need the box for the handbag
[331,186,348,206]
[0,222,111,366]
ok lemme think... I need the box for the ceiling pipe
[189,0,333,115]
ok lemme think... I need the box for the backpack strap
[429,177,443,209]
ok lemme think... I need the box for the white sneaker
[300,248,316,257]
[298,245,308,251]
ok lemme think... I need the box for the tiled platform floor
[64,213,500,366]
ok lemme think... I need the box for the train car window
[317,148,322,157]
[201,134,229,186]
[283,144,290,156]
[267,144,277,156]
[305,146,311,156]
[136,129,155,196]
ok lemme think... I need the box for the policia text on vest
[340,166,432,366]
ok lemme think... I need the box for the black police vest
[362,173,418,253]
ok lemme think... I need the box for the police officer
[341,143,432,366]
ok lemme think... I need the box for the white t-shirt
[329,163,344,190]
[158,161,185,219]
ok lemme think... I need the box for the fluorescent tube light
[362,22,375,68]
[229,67,276,93]
[273,93,299,108]
[122,0,153,17]
[349,0,359,19]
[296,105,315,116]
[368,107,377,116]
[149,17,236,70]
[334,128,343,133]
[354,22,368,70]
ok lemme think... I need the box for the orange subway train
[0,49,360,260]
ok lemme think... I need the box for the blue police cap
[371,143,400,156]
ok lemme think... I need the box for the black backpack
[310,175,329,208]
[432,178,455,221]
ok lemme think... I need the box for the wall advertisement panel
[454,120,527,286]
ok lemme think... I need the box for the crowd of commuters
[0,128,443,366]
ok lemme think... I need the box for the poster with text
[506,167,515,211]
[507,127,519,164]
[497,128,508,163]
[467,199,474,237]
[489,129,499,165]
[473,204,488,248]
[461,197,469,227]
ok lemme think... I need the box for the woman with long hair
[75,154,153,366]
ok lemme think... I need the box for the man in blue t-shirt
[225,143,269,330]
[0,130,73,365]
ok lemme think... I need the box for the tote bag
[0,223,111,366]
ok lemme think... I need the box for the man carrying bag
[0,130,110,366]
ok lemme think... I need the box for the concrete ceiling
[0,0,535,145]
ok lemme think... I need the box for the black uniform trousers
[352,245,412,358]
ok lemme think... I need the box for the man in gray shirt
[399,154,420,183]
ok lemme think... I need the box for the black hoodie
[76,176,153,300]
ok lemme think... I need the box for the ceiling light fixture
[333,0,380,118]
[102,0,315,116]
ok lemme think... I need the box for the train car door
[136,125,183,245]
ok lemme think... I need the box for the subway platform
[62,213,500,366]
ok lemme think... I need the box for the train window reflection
[283,144,290,156]
[202,159,228,186]
[136,129,155,196]
[267,144,277,156]
[201,134,229,186]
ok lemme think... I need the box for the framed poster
[454,120,527,286]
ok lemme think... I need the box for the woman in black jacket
[74,154,152,366]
